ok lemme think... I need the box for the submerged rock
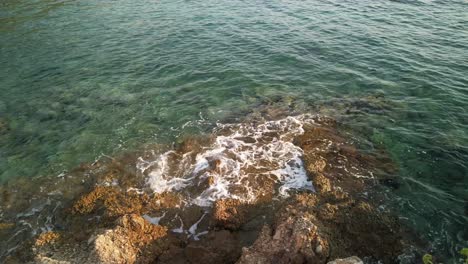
[0,117,9,135]
[317,94,396,117]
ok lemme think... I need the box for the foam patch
[138,115,317,206]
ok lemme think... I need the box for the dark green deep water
[0,0,467,261]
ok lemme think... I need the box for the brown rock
[91,214,168,263]
[93,230,138,264]
[295,193,319,207]
[307,158,327,174]
[71,186,179,222]
[314,173,332,193]
[153,192,183,209]
[236,215,329,264]
[34,232,61,247]
[318,203,338,221]
[212,199,248,230]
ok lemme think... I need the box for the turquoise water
[0,0,467,261]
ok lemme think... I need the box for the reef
[0,113,419,264]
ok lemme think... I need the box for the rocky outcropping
[1,114,414,264]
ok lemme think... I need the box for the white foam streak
[143,212,166,225]
[188,213,206,236]
[171,216,184,233]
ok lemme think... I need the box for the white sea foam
[188,213,206,236]
[171,215,185,233]
[145,151,195,193]
[169,213,209,240]
[143,212,166,225]
[138,115,317,206]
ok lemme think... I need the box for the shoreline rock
[0,114,419,263]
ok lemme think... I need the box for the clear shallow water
[0,0,467,261]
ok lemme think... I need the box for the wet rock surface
[0,113,421,263]
[237,215,328,264]
[212,199,248,230]
[327,256,363,264]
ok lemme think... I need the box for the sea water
[0,0,467,261]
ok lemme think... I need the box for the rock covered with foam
[138,115,318,206]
